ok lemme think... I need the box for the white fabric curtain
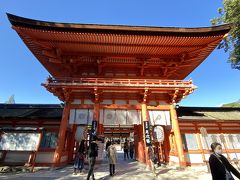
[104,109,116,125]
[116,110,127,125]
[69,109,76,124]
[75,109,88,124]
[75,126,87,142]
[88,109,93,125]
[149,111,170,126]
[127,110,141,125]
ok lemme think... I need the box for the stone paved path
[0,151,214,180]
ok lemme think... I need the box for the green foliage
[222,99,240,107]
[211,0,240,70]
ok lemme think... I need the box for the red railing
[44,77,196,88]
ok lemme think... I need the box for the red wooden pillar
[141,102,150,165]
[163,130,171,163]
[170,105,186,167]
[68,124,77,162]
[94,103,101,135]
[53,102,70,167]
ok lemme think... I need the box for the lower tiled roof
[1,104,240,121]
[177,106,240,121]
[0,104,63,119]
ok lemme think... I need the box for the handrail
[45,77,194,87]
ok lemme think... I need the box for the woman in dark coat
[209,142,240,180]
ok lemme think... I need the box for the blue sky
[0,1,239,106]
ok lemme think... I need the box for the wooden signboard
[0,132,41,151]
[143,121,152,146]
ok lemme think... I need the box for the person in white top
[107,142,117,176]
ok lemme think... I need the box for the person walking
[107,142,117,176]
[73,139,85,175]
[209,142,240,180]
[123,140,129,160]
[87,140,98,180]
[129,141,134,160]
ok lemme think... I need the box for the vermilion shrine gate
[7,13,230,167]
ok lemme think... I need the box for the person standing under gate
[123,140,129,160]
[107,142,117,176]
[87,140,98,180]
[129,141,134,160]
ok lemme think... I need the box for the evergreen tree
[211,0,240,70]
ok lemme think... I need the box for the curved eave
[7,13,231,36]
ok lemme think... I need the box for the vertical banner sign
[90,120,98,141]
[144,121,151,146]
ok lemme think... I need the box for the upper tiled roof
[7,13,231,80]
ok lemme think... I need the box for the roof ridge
[7,13,231,34]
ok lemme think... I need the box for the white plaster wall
[84,99,94,104]
[159,101,168,105]
[4,152,31,163]
[169,155,179,163]
[148,101,157,106]
[187,154,203,163]
[204,153,210,160]
[35,152,54,163]
[72,99,81,104]
[129,100,138,105]
[101,100,112,104]
[115,100,126,105]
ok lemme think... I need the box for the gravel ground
[0,151,217,180]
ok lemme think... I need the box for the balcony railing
[44,77,196,89]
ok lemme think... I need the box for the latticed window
[226,134,240,149]
[201,134,223,150]
[40,132,58,148]
[181,134,199,150]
